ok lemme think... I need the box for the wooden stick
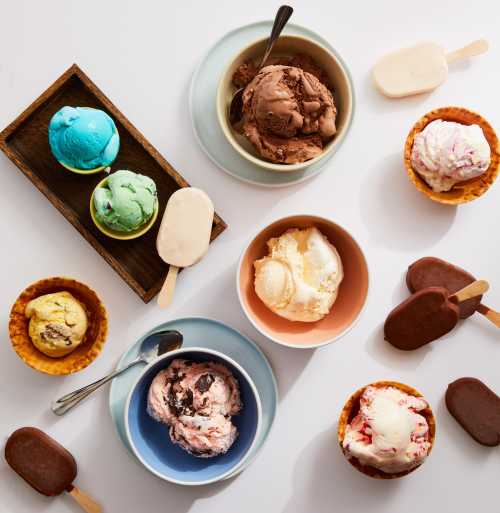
[157,265,179,308]
[450,280,489,303]
[477,304,500,328]
[446,39,489,64]
[67,486,102,513]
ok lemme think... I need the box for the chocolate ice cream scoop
[446,378,500,446]
[384,280,489,350]
[5,427,101,512]
[407,256,500,327]
[241,65,337,164]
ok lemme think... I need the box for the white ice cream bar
[156,187,214,268]
[373,39,488,98]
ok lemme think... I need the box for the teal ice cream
[93,170,157,232]
[49,106,119,170]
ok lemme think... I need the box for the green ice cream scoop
[93,170,158,232]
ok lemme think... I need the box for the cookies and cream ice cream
[342,385,432,474]
[147,359,242,458]
[241,65,336,164]
[254,227,343,322]
[411,119,491,192]
[25,292,88,357]
[93,170,157,232]
[48,106,119,170]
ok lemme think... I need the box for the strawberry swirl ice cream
[147,359,242,457]
[411,119,491,192]
[342,385,432,474]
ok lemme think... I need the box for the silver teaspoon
[228,4,293,125]
[51,329,183,415]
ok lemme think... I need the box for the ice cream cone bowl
[9,277,108,376]
[337,381,436,479]
[404,107,500,205]
[90,176,159,240]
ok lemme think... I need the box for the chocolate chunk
[5,427,77,496]
[407,257,480,318]
[446,378,500,446]
[384,287,459,350]
[195,373,215,393]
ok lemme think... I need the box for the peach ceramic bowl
[237,215,369,348]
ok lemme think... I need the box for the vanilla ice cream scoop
[342,386,432,474]
[254,227,343,322]
[411,119,491,192]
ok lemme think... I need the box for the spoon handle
[258,5,294,69]
[51,358,141,416]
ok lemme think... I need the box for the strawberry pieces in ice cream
[342,385,432,474]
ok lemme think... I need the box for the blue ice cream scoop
[48,106,120,171]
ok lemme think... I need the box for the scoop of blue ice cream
[48,106,120,170]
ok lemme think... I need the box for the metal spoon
[228,5,293,125]
[51,329,183,415]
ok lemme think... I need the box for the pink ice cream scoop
[342,386,431,474]
[411,119,491,192]
[147,359,242,457]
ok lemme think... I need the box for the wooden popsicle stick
[67,486,102,513]
[477,303,500,328]
[446,39,489,64]
[450,280,489,303]
[157,265,179,308]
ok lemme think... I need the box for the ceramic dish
[237,215,369,348]
[8,277,107,375]
[109,317,278,480]
[90,176,160,240]
[189,21,354,187]
[125,348,262,486]
[217,35,353,172]
[404,106,500,205]
[337,381,436,479]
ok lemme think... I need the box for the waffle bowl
[337,381,436,479]
[404,107,500,205]
[9,277,108,375]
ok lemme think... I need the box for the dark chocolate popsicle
[406,257,480,319]
[446,378,500,446]
[384,287,460,350]
[5,427,76,496]
[5,427,101,512]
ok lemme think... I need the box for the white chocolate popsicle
[373,39,488,98]
[156,187,214,308]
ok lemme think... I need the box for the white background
[1,1,499,512]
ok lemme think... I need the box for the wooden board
[0,64,227,303]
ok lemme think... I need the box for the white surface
[0,1,499,512]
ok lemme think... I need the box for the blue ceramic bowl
[125,347,262,485]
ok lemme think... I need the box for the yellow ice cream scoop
[25,292,88,358]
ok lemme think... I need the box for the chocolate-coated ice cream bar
[384,287,460,350]
[384,280,488,350]
[446,378,500,446]
[406,257,480,319]
[5,427,101,512]
[5,427,77,496]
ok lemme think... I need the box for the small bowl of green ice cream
[90,170,159,240]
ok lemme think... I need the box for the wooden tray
[0,64,227,303]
